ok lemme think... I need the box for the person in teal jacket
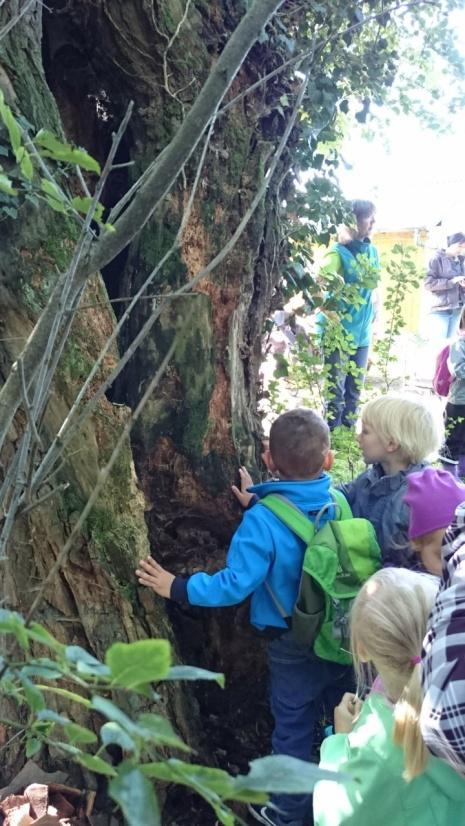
[313,567,465,826]
[320,199,380,429]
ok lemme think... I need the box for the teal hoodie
[313,692,465,826]
[319,240,380,348]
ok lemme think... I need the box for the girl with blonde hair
[313,568,465,826]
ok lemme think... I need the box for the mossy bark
[0,0,296,815]
[0,2,203,793]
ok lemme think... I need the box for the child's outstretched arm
[231,466,256,508]
[136,556,174,598]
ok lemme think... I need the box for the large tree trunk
[0,0,296,818]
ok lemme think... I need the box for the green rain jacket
[313,693,465,826]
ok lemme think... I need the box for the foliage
[264,244,421,479]
[0,610,344,825]
[0,91,110,227]
[370,245,422,392]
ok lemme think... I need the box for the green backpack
[259,490,381,665]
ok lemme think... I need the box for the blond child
[339,394,444,567]
[313,567,465,826]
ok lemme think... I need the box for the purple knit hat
[404,468,465,540]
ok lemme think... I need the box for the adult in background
[424,232,465,341]
[320,199,380,429]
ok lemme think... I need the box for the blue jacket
[171,475,335,629]
[339,462,428,568]
[334,241,380,348]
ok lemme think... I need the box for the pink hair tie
[410,656,421,666]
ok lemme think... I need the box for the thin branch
[20,482,69,516]
[17,358,42,447]
[29,108,220,494]
[0,0,35,42]
[217,0,439,118]
[0,0,285,453]
[24,305,195,624]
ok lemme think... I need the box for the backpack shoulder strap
[258,494,316,544]
[330,488,353,520]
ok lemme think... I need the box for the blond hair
[350,568,438,780]
[361,394,443,464]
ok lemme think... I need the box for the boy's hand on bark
[231,466,255,508]
[136,556,175,598]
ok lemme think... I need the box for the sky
[336,9,465,233]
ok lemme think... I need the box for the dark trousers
[326,346,369,429]
[445,402,465,461]
[267,633,353,825]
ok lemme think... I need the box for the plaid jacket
[421,503,465,772]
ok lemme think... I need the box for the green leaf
[70,196,104,222]
[21,658,63,680]
[36,685,91,707]
[28,622,65,653]
[234,755,347,795]
[65,645,111,677]
[17,146,33,181]
[35,129,101,173]
[166,665,225,688]
[65,722,98,745]
[40,178,68,213]
[137,713,191,752]
[0,609,28,648]
[25,737,42,758]
[100,722,136,752]
[0,90,22,155]
[76,752,117,777]
[0,173,18,196]
[18,674,45,712]
[109,764,160,826]
[106,640,171,689]
[91,696,138,734]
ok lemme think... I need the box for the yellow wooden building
[373,227,432,334]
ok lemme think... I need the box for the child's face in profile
[411,528,445,576]
[357,420,390,465]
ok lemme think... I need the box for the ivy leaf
[109,763,160,826]
[106,640,171,689]
[35,129,101,173]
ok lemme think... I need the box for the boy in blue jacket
[136,408,353,826]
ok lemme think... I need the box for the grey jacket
[339,462,428,568]
[425,250,465,311]
[448,336,465,404]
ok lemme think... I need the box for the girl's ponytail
[393,662,428,780]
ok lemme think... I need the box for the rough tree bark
[0,0,301,818]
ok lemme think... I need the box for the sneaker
[247,805,279,825]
